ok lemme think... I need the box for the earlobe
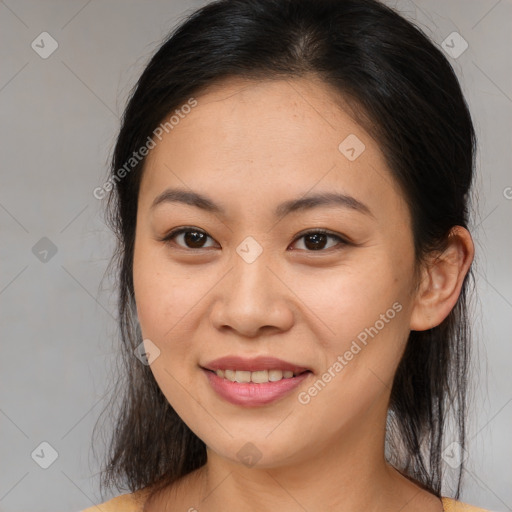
[410,226,474,331]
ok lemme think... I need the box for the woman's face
[133,76,419,468]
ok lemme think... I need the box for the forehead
[139,76,406,222]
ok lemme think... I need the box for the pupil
[181,232,328,250]
[305,233,326,250]
[184,231,205,248]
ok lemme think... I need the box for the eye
[161,227,218,250]
[160,227,349,252]
[290,229,348,252]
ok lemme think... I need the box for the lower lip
[202,368,311,407]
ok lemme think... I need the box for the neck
[157,405,441,512]
[198,441,390,511]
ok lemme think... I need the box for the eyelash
[160,226,350,252]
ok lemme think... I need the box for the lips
[202,368,311,406]
[200,355,312,406]
[202,355,310,375]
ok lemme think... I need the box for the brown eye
[162,227,217,249]
[161,227,348,252]
[291,230,348,251]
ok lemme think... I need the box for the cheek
[133,243,206,340]
[294,260,408,341]
[292,273,409,434]
[293,257,413,395]
[133,265,172,340]
[132,251,205,407]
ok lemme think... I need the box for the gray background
[0,1,510,511]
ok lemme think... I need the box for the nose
[209,248,295,338]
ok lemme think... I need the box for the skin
[132,75,474,512]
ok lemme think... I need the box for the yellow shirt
[79,489,491,511]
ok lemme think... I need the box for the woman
[84,0,489,510]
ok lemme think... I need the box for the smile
[213,368,306,383]
[202,368,312,407]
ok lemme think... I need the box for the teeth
[251,370,268,383]
[214,368,303,383]
[235,370,251,383]
[268,369,283,381]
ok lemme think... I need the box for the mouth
[200,355,313,407]
[203,368,311,383]
[202,355,311,375]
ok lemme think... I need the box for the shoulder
[79,488,152,512]
[80,492,490,512]
[442,497,492,511]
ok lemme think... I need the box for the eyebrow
[150,187,373,218]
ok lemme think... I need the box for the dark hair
[93,0,476,502]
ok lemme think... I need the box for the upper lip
[202,356,311,374]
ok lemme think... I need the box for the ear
[410,226,474,331]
